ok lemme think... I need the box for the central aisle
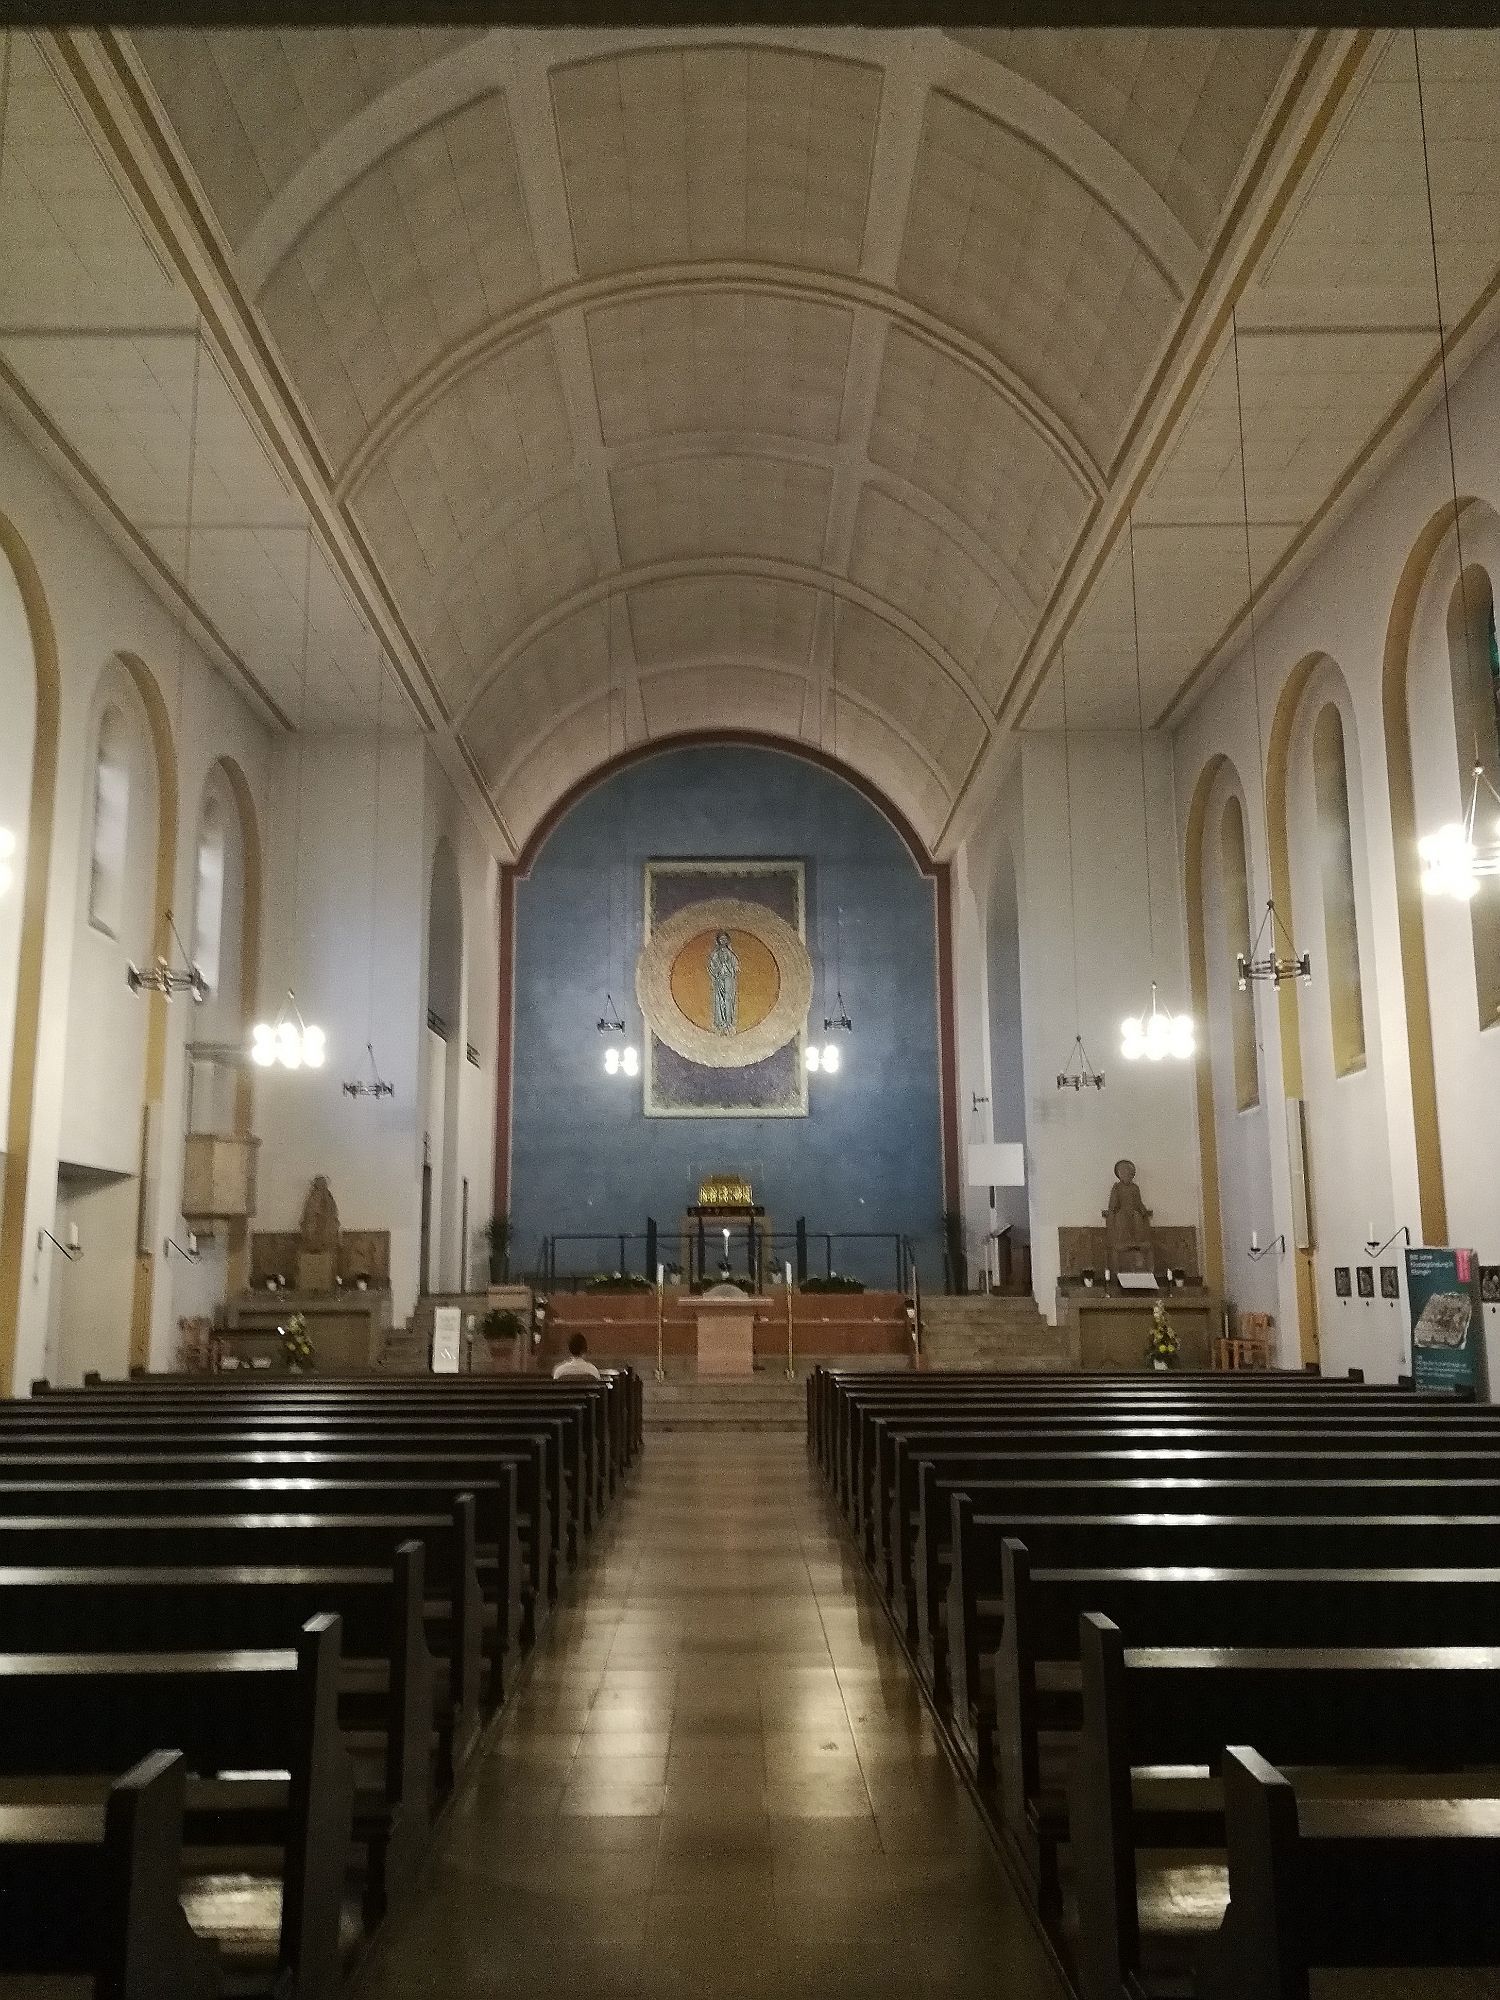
[358,1430,1069,1999]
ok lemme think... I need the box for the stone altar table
[695,1288,757,1378]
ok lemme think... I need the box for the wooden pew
[1068,1616,1500,2000]
[995,1542,1500,1913]
[0,1545,436,1916]
[0,1749,221,1999]
[944,1502,1500,1777]
[0,1499,487,1777]
[1199,1746,1500,2000]
[0,1615,352,2000]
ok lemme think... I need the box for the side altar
[1056,1159,1221,1370]
[224,1176,393,1371]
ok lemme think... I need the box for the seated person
[552,1331,602,1381]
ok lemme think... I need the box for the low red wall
[539,1290,909,1364]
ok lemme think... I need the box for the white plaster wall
[0,555,37,1132]
[1013,731,1198,1318]
[0,411,272,1390]
[1172,327,1500,1384]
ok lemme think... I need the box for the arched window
[1311,703,1367,1074]
[1447,566,1500,1026]
[192,794,225,996]
[87,706,130,938]
[1219,793,1259,1111]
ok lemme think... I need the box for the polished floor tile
[354,1432,1069,2000]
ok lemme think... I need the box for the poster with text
[1406,1246,1486,1397]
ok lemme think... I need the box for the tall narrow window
[88,706,129,938]
[1219,794,1259,1111]
[1311,704,1366,1075]
[192,795,225,996]
[1448,567,1500,1026]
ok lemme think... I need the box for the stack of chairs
[810,1364,1500,2000]
[0,1365,642,1998]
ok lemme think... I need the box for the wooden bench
[1199,1747,1500,2000]
[0,1749,221,1999]
[0,1546,436,1917]
[995,1542,1500,1914]
[0,1615,351,2000]
[1069,1617,1500,2000]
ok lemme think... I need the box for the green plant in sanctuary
[485,1213,512,1284]
[1146,1300,1178,1369]
[801,1273,865,1295]
[584,1272,653,1295]
[277,1313,314,1373]
[482,1308,525,1341]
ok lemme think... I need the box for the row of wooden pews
[809,1364,1500,2000]
[0,1366,642,1998]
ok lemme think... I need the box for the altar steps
[644,1375,809,1432]
[919,1294,1075,1372]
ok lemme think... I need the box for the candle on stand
[1368,1220,1377,1245]
[785,1261,793,1288]
[66,1222,80,1252]
[1250,1230,1260,1252]
[656,1263,665,1290]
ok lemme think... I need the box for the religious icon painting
[636,861,813,1117]
[1356,1264,1375,1298]
[1480,1266,1500,1306]
[1334,1265,1352,1298]
[1380,1264,1401,1300]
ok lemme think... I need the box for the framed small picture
[1379,1264,1401,1300]
[1356,1264,1375,1298]
[1481,1266,1500,1305]
[1333,1265,1352,1298]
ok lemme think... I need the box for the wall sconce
[1247,1231,1285,1262]
[164,1233,200,1262]
[1364,1223,1411,1259]
[38,1224,81,1261]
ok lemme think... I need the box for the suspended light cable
[809,597,850,1076]
[1412,31,1500,900]
[0,39,14,897]
[598,607,637,1077]
[344,642,393,1099]
[1120,514,1194,1061]
[1230,305,1312,992]
[1055,636,1104,1091]
[252,530,325,1070]
[129,325,208,1000]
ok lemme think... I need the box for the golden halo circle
[636,898,812,1068]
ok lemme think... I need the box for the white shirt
[552,1356,602,1381]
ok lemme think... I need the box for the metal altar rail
[528,1226,918,1294]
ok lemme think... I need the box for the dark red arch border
[493,731,960,1223]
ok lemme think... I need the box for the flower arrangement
[583,1272,652,1294]
[1146,1300,1178,1369]
[801,1273,865,1295]
[278,1313,314,1373]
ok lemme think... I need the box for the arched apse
[0,512,60,1396]
[1185,752,1277,1322]
[424,836,465,1295]
[1273,655,1398,1378]
[48,655,169,1386]
[1391,499,1500,1294]
[984,833,1029,1254]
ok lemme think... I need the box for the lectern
[695,1290,757,1377]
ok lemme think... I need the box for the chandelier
[127,909,208,1002]
[597,996,638,1077]
[1420,771,1500,902]
[1237,899,1312,991]
[807,993,851,1075]
[251,990,325,1070]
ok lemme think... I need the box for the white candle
[785,1261,793,1287]
[656,1263,665,1289]
[66,1222,80,1251]
[1250,1230,1260,1252]
[1368,1221,1378,1245]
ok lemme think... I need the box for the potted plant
[277,1314,314,1374]
[485,1214,511,1286]
[1146,1300,1178,1372]
[801,1273,865,1295]
[482,1307,525,1343]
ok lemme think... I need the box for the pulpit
[695,1287,757,1377]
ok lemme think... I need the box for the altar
[224,1176,393,1373]
[695,1287,757,1377]
[1055,1159,1221,1371]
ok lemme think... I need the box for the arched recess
[179,758,262,1302]
[1446,564,1500,1027]
[984,833,1029,1254]
[424,837,465,1296]
[1273,655,1398,1377]
[1185,751,1277,1312]
[0,513,61,1396]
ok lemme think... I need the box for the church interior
[2,14,1500,2000]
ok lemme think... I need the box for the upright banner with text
[1405,1246,1486,1397]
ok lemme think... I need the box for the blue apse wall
[508,746,945,1287]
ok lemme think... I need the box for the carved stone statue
[299,1176,340,1254]
[1103,1158,1154,1274]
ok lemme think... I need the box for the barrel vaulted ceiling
[3,29,1500,856]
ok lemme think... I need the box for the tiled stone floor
[355,1431,1069,1999]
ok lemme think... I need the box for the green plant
[1146,1300,1179,1368]
[801,1273,865,1295]
[483,1308,525,1341]
[277,1314,314,1372]
[583,1272,652,1295]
